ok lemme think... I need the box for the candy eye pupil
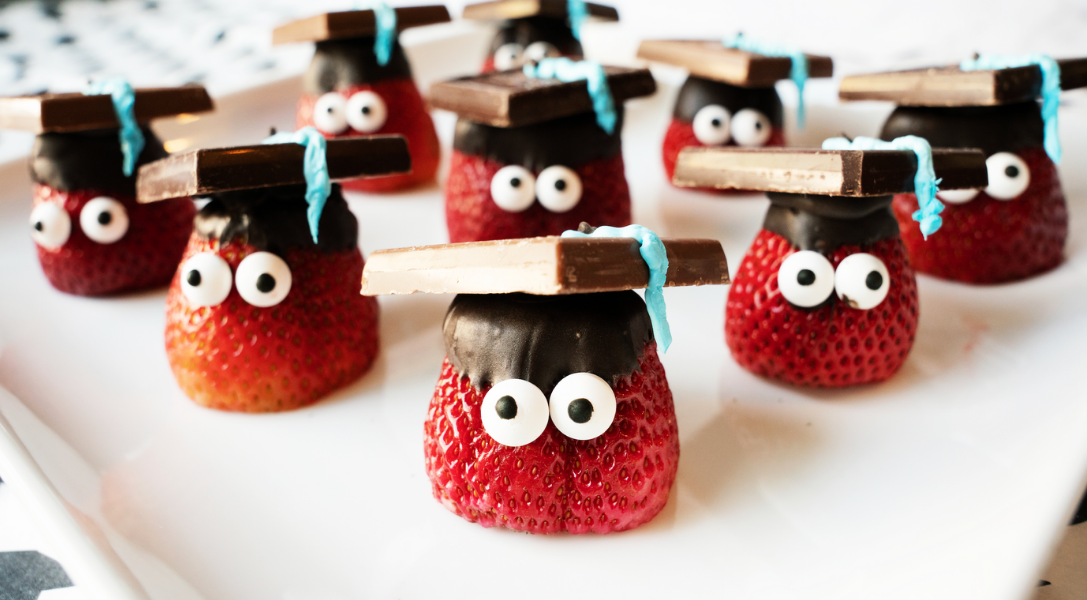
[256,273,276,293]
[361,106,371,115]
[495,395,518,420]
[1005,165,1019,178]
[34,221,43,231]
[554,179,567,192]
[865,271,883,291]
[797,269,816,286]
[326,107,335,114]
[97,211,112,225]
[754,121,762,130]
[186,270,202,287]
[711,118,722,128]
[568,398,593,424]
[509,177,521,188]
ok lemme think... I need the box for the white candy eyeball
[549,372,617,441]
[691,104,731,146]
[480,379,549,447]
[730,108,773,147]
[524,41,560,63]
[936,188,980,204]
[29,202,71,250]
[490,165,536,212]
[535,165,582,213]
[180,252,232,308]
[493,43,525,71]
[345,90,388,133]
[834,253,890,311]
[985,152,1030,200]
[79,196,128,244]
[313,92,348,134]
[777,250,835,308]
[235,252,292,308]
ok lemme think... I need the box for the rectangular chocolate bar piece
[463,0,618,21]
[272,6,452,45]
[137,135,411,203]
[0,86,214,133]
[429,67,656,127]
[361,236,730,296]
[839,58,1087,106]
[672,147,988,196]
[637,40,833,88]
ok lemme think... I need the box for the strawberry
[296,78,439,193]
[164,237,379,412]
[424,343,678,534]
[891,146,1067,284]
[662,118,785,193]
[726,230,919,387]
[445,150,631,243]
[31,184,194,296]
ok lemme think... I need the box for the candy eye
[834,253,890,310]
[936,189,980,204]
[29,202,71,250]
[730,108,773,147]
[79,196,128,244]
[493,43,525,71]
[180,252,232,308]
[777,250,835,308]
[692,104,731,146]
[345,91,388,133]
[480,379,550,447]
[549,373,617,441]
[490,165,536,212]
[524,41,559,63]
[235,252,292,307]
[985,152,1030,200]
[313,93,348,134]
[535,165,582,213]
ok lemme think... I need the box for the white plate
[3,27,1087,600]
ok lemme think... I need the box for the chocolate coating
[764,192,900,252]
[194,183,358,254]
[880,102,1044,157]
[302,37,413,94]
[453,109,624,170]
[443,291,653,393]
[488,16,582,57]
[673,75,783,126]
[30,126,167,196]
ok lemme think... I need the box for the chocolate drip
[194,183,358,253]
[443,291,653,393]
[673,75,784,126]
[763,192,900,252]
[302,37,413,94]
[880,102,1044,157]
[488,16,583,57]
[30,125,167,196]
[453,109,623,170]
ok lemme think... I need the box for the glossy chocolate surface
[764,192,900,252]
[487,16,583,56]
[880,102,1044,157]
[443,290,652,393]
[452,109,623,169]
[673,75,783,126]
[302,38,413,94]
[30,126,167,196]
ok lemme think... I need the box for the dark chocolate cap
[0,86,213,134]
[763,192,900,252]
[463,0,618,22]
[452,110,622,169]
[637,40,833,88]
[31,126,167,195]
[272,7,451,45]
[303,38,413,93]
[881,102,1044,156]
[486,15,583,57]
[672,75,783,126]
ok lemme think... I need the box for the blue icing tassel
[372,2,397,67]
[83,78,145,177]
[567,0,588,41]
[523,58,616,134]
[822,135,945,238]
[263,127,332,244]
[561,225,672,352]
[723,32,810,128]
[961,54,1062,164]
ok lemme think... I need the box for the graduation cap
[0,84,213,196]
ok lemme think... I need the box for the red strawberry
[891,146,1066,284]
[662,118,785,193]
[445,150,631,243]
[164,236,379,412]
[424,343,678,534]
[726,230,919,387]
[296,78,439,193]
[31,184,194,296]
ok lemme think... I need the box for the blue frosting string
[723,32,810,128]
[960,54,1062,164]
[372,2,397,67]
[523,58,616,134]
[567,0,588,41]
[262,127,332,244]
[83,78,145,177]
[561,225,672,352]
[822,135,945,238]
